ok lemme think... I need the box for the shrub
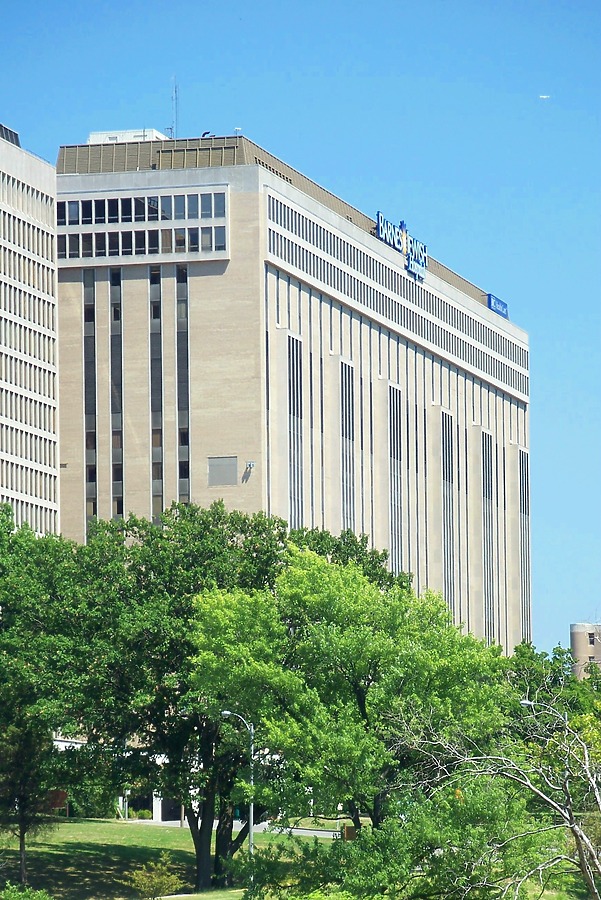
[122,852,183,900]
[1,886,54,900]
[136,809,153,820]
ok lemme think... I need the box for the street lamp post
[221,710,254,860]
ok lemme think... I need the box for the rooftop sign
[376,212,428,282]
[487,294,509,319]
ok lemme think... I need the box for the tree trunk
[214,799,235,886]
[19,822,27,885]
[372,791,385,828]
[186,786,216,891]
[348,800,362,831]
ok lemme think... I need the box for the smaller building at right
[570,623,601,678]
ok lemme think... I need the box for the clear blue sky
[3,0,599,653]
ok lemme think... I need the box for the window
[152,428,162,448]
[84,306,94,323]
[57,235,66,259]
[68,201,79,225]
[160,196,172,220]
[57,202,66,226]
[85,431,96,450]
[68,234,79,258]
[94,199,106,224]
[147,196,159,221]
[95,233,106,256]
[174,228,186,252]
[121,231,133,255]
[188,228,199,252]
[174,195,185,219]
[81,200,92,225]
[108,232,119,256]
[161,230,172,253]
[208,456,237,486]
[86,465,96,483]
[179,460,189,479]
[214,192,225,218]
[179,428,189,446]
[113,464,123,482]
[121,198,132,222]
[135,231,146,254]
[150,301,161,320]
[148,230,159,254]
[152,462,162,480]
[187,194,198,218]
[112,430,122,450]
[108,199,119,223]
[200,194,212,218]
[81,233,93,257]
[201,228,212,251]
[134,197,146,222]
[214,226,226,251]
[112,497,123,517]
[589,633,595,646]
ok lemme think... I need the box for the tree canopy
[1,500,599,897]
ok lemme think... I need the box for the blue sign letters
[487,294,509,319]
[376,212,428,282]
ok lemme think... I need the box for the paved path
[128,818,338,839]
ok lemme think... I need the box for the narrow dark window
[200,194,212,218]
[187,194,198,219]
[174,195,185,219]
[389,385,402,573]
[81,200,93,224]
[340,362,355,531]
[214,193,225,218]
[482,432,495,644]
[442,411,455,619]
[160,196,172,220]
[94,199,106,224]
[120,198,132,222]
[288,336,303,529]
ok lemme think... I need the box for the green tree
[0,507,76,884]
[254,549,563,898]
[68,503,406,889]
[270,548,510,829]
[64,503,291,890]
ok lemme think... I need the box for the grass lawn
[0,819,249,900]
[0,819,591,900]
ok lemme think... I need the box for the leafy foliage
[122,851,183,899]
[0,885,54,900]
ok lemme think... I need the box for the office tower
[0,124,58,533]
[57,133,530,651]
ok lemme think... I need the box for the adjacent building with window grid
[0,125,58,533]
[56,132,531,652]
[570,624,601,679]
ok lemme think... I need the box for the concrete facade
[0,126,58,533]
[570,623,601,678]
[56,134,531,653]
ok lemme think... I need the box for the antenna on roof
[172,77,179,140]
